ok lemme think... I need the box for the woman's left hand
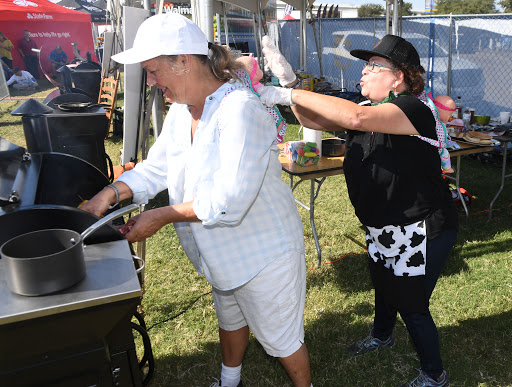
[118,207,168,242]
[261,36,296,86]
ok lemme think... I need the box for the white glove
[258,86,293,107]
[261,35,297,87]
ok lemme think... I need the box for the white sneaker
[209,378,243,387]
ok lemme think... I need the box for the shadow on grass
[439,308,512,385]
[309,253,373,296]
[141,305,512,386]
[0,121,21,128]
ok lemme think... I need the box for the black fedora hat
[350,34,421,69]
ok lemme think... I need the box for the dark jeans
[24,55,39,79]
[2,57,12,69]
[372,229,457,380]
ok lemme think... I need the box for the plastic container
[462,108,471,130]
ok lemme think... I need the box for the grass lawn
[1,79,511,386]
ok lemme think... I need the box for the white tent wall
[121,6,150,165]
[0,67,9,101]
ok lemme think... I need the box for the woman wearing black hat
[260,35,457,387]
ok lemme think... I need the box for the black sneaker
[347,330,395,356]
[399,369,449,387]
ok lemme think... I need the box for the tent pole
[300,0,307,71]
[191,0,199,26]
[223,2,229,47]
[216,13,221,44]
[256,0,264,62]
[252,15,261,64]
[392,0,399,35]
[399,0,403,35]
[198,0,214,42]
[385,0,391,34]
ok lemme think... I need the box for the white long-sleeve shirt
[6,70,37,87]
[117,80,304,290]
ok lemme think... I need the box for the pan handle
[132,255,145,275]
[81,203,139,240]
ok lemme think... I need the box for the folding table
[278,143,344,267]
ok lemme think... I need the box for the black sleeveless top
[343,95,458,238]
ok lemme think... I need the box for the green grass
[1,83,512,386]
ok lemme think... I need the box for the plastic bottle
[462,107,471,131]
[455,96,463,119]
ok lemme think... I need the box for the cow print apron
[366,220,427,277]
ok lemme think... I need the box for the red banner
[0,0,97,75]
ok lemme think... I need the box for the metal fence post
[447,14,453,95]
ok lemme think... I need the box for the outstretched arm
[260,35,419,136]
[291,89,419,135]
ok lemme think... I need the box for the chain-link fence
[276,14,512,118]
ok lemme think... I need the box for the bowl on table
[473,115,491,125]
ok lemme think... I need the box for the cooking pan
[322,138,345,157]
[55,102,108,112]
[0,204,138,296]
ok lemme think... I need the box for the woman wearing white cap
[80,13,312,387]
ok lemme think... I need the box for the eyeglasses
[363,61,395,73]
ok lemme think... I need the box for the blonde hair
[202,43,243,82]
[164,44,243,81]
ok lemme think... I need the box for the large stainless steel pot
[0,204,138,296]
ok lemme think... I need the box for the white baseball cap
[112,13,209,64]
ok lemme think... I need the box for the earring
[393,87,398,97]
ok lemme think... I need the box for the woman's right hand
[79,187,115,217]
